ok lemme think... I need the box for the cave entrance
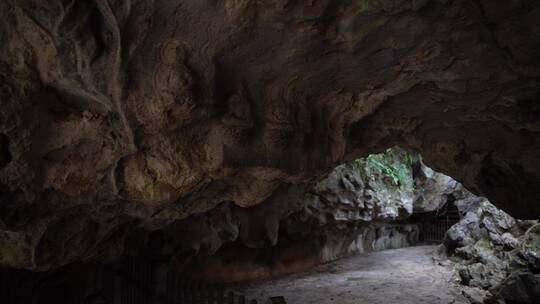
[2,148,536,304]
[174,147,464,285]
[412,200,461,244]
[221,147,539,304]
[213,147,538,304]
[153,147,490,303]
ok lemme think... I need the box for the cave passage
[231,246,466,304]
[173,147,540,304]
[1,147,538,304]
[2,1,540,303]
[174,147,454,284]
[0,148,489,304]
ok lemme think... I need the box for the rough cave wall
[0,0,539,270]
[175,148,423,282]
[441,199,540,303]
[178,223,419,283]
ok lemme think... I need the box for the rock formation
[0,147,442,301]
[441,198,540,303]
[0,0,539,273]
[177,148,422,282]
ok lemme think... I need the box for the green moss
[475,239,493,249]
[363,147,416,191]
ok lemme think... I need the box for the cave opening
[2,1,540,303]
[2,147,537,304]
[174,147,463,284]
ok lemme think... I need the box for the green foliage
[365,147,415,191]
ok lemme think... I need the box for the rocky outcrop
[303,147,416,223]
[169,148,425,282]
[413,162,461,212]
[1,0,540,271]
[0,148,427,288]
[442,200,540,303]
[179,223,419,283]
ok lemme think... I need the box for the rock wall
[1,0,540,271]
[441,199,540,303]
[0,148,429,289]
[302,147,416,224]
[179,223,419,283]
[169,148,424,282]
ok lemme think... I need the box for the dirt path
[233,246,469,304]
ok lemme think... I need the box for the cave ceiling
[0,0,539,270]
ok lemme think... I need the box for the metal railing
[418,219,458,244]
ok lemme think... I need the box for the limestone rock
[497,271,540,304]
[443,201,540,303]
[304,147,416,224]
[0,0,540,271]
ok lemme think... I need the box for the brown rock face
[0,0,539,270]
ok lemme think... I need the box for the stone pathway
[233,246,470,304]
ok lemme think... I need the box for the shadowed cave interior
[1,148,539,304]
[1,0,540,303]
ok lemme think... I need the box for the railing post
[188,281,195,303]
[194,282,203,304]
[238,295,246,304]
[179,280,186,304]
[217,287,225,304]
[227,291,235,304]
[209,286,217,304]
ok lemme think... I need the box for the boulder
[497,271,540,304]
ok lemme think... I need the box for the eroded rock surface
[1,0,540,270]
[233,246,470,304]
[171,148,443,282]
[442,200,540,303]
[303,147,416,223]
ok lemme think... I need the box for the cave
[1,0,539,303]
[1,148,537,303]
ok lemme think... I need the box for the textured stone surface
[412,162,462,212]
[497,271,540,304]
[1,0,540,270]
[302,147,416,224]
[233,246,470,304]
[151,148,424,282]
[442,200,540,303]
[179,223,419,283]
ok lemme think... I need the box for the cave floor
[232,246,470,304]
